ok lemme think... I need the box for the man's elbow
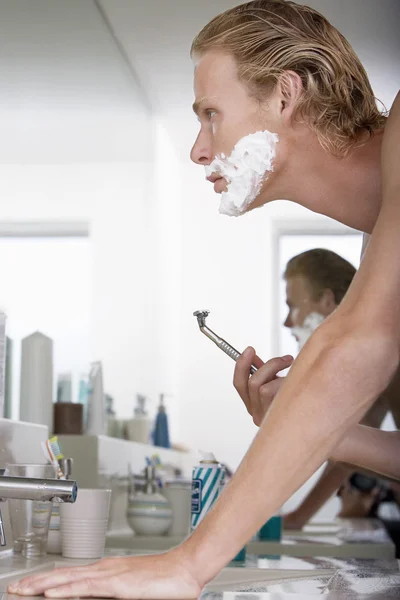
[314,320,400,401]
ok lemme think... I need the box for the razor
[193,310,257,375]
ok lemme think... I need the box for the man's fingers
[234,350,293,415]
[256,355,293,381]
[248,355,292,411]
[260,378,284,405]
[45,577,116,599]
[252,379,285,425]
[234,349,294,415]
[233,347,257,410]
[8,564,119,596]
[252,354,265,369]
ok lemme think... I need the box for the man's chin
[217,184,274,217]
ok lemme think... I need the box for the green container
[232,546,246,562]
[258,514,282,541]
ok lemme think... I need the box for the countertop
[106,518,396,560]
[0,549,399,599]
[0,520,399,599]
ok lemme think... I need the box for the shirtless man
[10,1,400,598]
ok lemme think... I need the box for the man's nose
[190,131,212,165]
[284,313,292,328]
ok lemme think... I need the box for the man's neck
[264,130,384,234]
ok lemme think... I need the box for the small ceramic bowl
[127,491,172,536]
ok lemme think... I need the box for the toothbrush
[41,436,65,480]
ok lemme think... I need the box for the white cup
[163,480,192,537]
[60,489,111,559]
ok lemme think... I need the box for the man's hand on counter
[7,551,202,599]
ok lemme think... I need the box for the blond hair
[191,0,386,156]
[284,248,356,304]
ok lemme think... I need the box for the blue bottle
[153,394,170,448]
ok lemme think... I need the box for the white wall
[144,123,183,439]
[0,0,153,163]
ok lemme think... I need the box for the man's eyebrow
[192,96,217,116]
[192,99,204,116]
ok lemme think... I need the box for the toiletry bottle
[153,394,170,448]
[191,453,225,531]
[258,509,283,541]
[105,393,118,437]
[78,372,89,431]
[125,395,152,443]
[86,361,106,435]
[56,372,73,403]
[20,331,54,432]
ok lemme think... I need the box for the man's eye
[206,110,217,120]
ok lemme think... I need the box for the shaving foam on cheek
[205,130,279,217]
[291,312,325,351]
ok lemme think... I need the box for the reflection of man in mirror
[280,249,398,534]
[283,249,356,352]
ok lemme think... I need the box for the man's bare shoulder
[388,91,400,120]
[383,90,400,144]
[382,91,400,193]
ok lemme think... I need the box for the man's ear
[277,71,303,126]
[319,288,337,315]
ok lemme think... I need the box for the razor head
[193,309,209,328]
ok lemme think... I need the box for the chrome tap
[0,469,77,548]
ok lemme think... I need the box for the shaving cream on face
[205,130,279,217]
[291,312,325,351]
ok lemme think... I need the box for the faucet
[0,468,78,548]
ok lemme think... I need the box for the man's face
[284,275,327,330]
[190,51,290,211]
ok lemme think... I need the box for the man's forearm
[287,393,388,527]
[289,462,351,525]
[331,425,400,481]
[182,326,396,585]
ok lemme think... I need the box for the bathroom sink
[206,566,335,592]
[0,552,336,595]
[3,553,400,598]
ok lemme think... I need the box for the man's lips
[206,174,221,184]
[206,175,226,193]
